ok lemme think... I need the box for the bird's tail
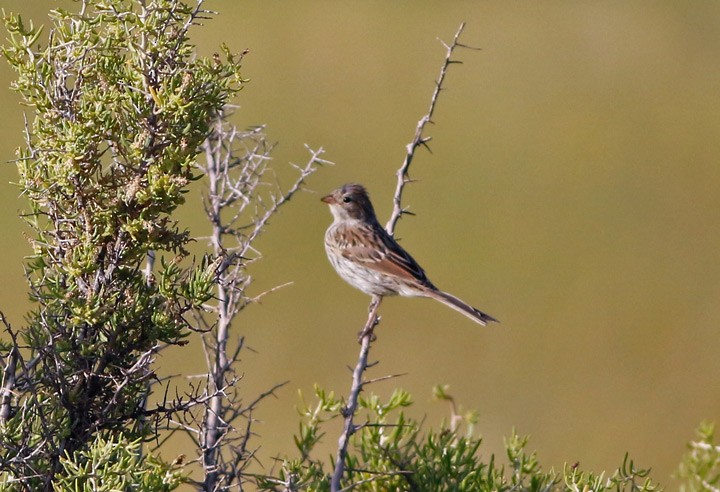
[427,289,498,326]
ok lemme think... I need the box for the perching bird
[321,183,497,326]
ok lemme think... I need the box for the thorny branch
[193,113,328,491]
[386,21,472,235]
[331,22,473,492]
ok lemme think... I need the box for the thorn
[456,42,482,51]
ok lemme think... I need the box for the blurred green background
[2,0,720,486]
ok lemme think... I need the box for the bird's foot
[357,327,377,343]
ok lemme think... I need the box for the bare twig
[196,113,326,491]
[363,372,408,386]
[330,22,472,492]
[386,22,469,236]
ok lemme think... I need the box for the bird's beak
[321,194,335,204]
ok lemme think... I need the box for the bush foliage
[258,385,660,492]
[1,0,242,487]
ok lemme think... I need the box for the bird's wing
[337,223,436,289]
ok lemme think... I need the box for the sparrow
[321,183,497,326]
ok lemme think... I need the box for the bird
[321,183,497,327]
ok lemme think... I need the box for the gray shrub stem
[199,115,327,491]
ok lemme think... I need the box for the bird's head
[321,183,377,223]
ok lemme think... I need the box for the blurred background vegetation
[1,1,719,487]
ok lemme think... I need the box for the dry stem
[197,115,327,491]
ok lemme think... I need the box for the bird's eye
[342,196,352,203]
